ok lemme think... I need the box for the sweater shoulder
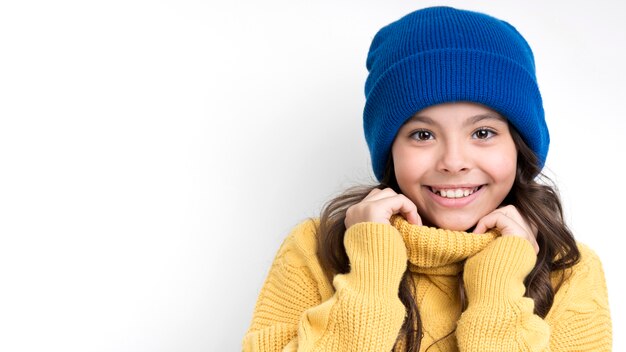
[275,218,334,298]
[571,241,605,278]
[268,218,325,283]
[278,218,320,263]
[551,241,607,297]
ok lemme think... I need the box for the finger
[405,211,422,226]
[473,209,503,234]
[472,219,488,234]
[476,212,539,252]
[358,193,417,221]
[530,223,538,239]
[351,188,421,225]
[473,212,505,234]
[363,187,382,199]
[397,194,422,226]
[378,194,421,225]
[494,206,537,239]
[473,211,511,235]
[494,205,523,222]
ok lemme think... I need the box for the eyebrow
[408,112,506,127]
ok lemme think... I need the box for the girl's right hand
[344,187,422,229]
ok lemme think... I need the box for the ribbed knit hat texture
[364,6,549,181]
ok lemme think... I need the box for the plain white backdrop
[1,1,624,351]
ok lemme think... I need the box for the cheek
[489,147,517,185]
[392,145,423,184]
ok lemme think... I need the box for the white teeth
[433,187,479,199]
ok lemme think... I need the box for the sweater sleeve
[456,236,548,351]
[242,221,409,351]
[456,236,612,352]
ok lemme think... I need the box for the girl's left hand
[473,205,539,254]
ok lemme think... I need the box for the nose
[437,140,470,174]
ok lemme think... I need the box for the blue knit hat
[364,6,549,180]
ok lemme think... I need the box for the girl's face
[392,102,517,231]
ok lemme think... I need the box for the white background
[1,1,624,351]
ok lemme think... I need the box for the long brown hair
[315,125,580,351]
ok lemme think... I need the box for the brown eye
[473,129,495,139]
[412,130,433,141]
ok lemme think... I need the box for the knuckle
[381,187,397,195]
[399,194,416,209]
[505,205,519,213]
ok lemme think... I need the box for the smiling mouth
[428,185,484,199]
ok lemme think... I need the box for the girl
[243,6,611,351]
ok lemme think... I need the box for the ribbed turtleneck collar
[390,216,499,276]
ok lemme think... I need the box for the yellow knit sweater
[243,216,611,351]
